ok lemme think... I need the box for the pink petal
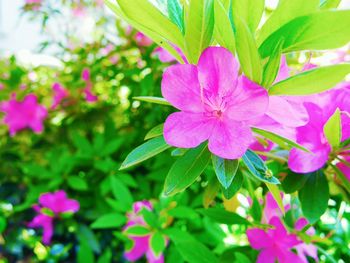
[336,156,350,181]
[279,249,305,263]
[164,112,215,148]
[256,248,277,263]
[226,76,269,121]
[146,249,164,263]
[161,64,204,112]
[295,243,319,263]
[266,96,309,127]
[197,47,239,97]
[275,56,289,83]
[124,236,149,261]
[288,147,330,173]
[341,112,350,142]
[208,119,253,159]
[28,214,54,245]
[247,228,272,249]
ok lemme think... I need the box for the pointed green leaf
[91,213,126,229]
[184,0,215,63]
[150,232,166,257]
[222,170,243,199]
[120,137,171,169]
[262,39,284,88]
[320,0,341,9]
[231,0,265,33]
[133,96,171,106]
[266,183,285,214]
[324,108,342,149]
[164,143,211,196]
[167,0,185,33]
[212,155,239,189]
[145,124,164,140]
[203,175,220,208]
[124,225,151,236]
[242,150,280,184]
[269,64,350,95]
[299,170,329,223]
[197,207,251,225]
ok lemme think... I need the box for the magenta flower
[28,190,79,245]
[81,68,98,103]
[0,93,47,136]
[162,47,269,159]
[247,217,303,263]
[124,201,165,263]
[135,32,153,47]
[152,46,187,64]
[294,218,319,263]
[51,83,69,109]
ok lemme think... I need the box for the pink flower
[28,190,79,244]
[162,47,269,159]
[25,0,41,4]
[135,32,153,47]
[124,201,165,263]
[51,83,69,109]
[247,217,303,263]
[0,93,47,136]
[0,83,4,90]
[288,83,350,173]
[294,218,319,263]
[81,68,98,103]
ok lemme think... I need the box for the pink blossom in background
[124,201,165,263]
[81,68,98,103]
[294,218,319,263]
[101,44,115,56]
[0,93,48,136]
[0,83,4,90]
[162,47,269,159]
[51,83,69,109]
[135,32,153,47]
[25,0,41,4]
[247,217,303,263]
[28,190,79,244]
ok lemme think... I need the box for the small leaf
[212,155,239,189]
[67,176,88,191]
[203,175,220,208]
[231,0,265,33]
[321,0,341,9]
[242,150,280,184]
[167,0,184,33]
[124,225,151,236]
[197,207,251,225]
[299,170,329,223]
[234,17,263,84]
[133,96,171,106]
[145,124,164,140]
[324,108,342,149]
[262,39,284,88]
[222,170,244,199]
[77,241,95,263]
[164,143,211,196]
[0,216,7,234]
[266,183,285,214]
[150,232,166,257]
[252,127,310,152]
[121,137,171,169]
[97,249,112,263]
[281,172,310,193]
[269,64,350,96]
[91,213,126,229]
[111,176,133,209]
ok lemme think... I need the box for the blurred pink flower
[51,83,69,109]
[294,218,319,263]
[0,93,47,136]
[82,68,98,103]
[124,201,165,263]
[152,46,187,64]
[135,32,153,47]
[162,47,268,159]
[25,0,41,4]
[0,83,4,90]
[247,217,302,263]
[28,190,79,244]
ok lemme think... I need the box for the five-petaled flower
[28,190,79,245]
[162,47,269,159]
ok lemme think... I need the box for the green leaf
[222,170,243,199]
[231,0,265,33]
[120,137,171,169]
[165,228,219,263]
[299,170,329,223]
[167,0,184,33]
[259,10,350,58]
[111,176,133,209]
[281,172,310,193]
[184,0,215,63]
[145,124,164,140]
[124,225,151,236]
[212,155,239,189]
[203,175,220,208]
[67,176,88,191]
[150,232,166,257]
[269,64,350,95]
[262,39,284,88]
[234,253,251,263]
[133,96,171,106]
[234,17,263,83]
[242,150,280,184]
[168,206,199,220]
[0,216,7,234]
[324,108,342,149]
[329,163,350,193]
[257,0,319,45]
[97,249,112,263]
[100,138,123,157]
[213,0,235,53]
[91,213,126,229]
[77,241,95,263]
[164,143,211,196]
[71,131,93,155]
[140,209,159,229]
[266,183,285,214]
[105,0,185,63]
[320,0,341,9]
[197,207,251,225]
[252,127,310,152]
